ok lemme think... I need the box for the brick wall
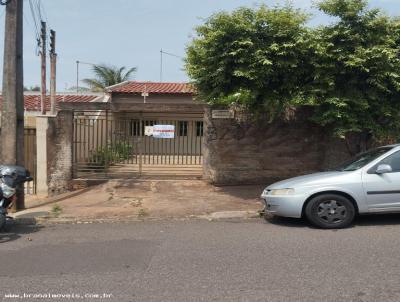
[203,107,351,185]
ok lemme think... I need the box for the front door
[362,150,400,210]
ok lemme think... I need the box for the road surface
[1,215,400,301]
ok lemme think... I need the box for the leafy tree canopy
[186,0,400,149]
[310,0,400,148]
[24,85,41,92]
[186,5,313,114]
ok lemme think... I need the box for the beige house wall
[111,93,198,105]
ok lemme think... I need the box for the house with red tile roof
[0,92,106,127]
[106,81,195,95]
[0,81,202,128]
[67,81,205,175]
[105,81,198,107]
[102,81,204,162]
[0,92,105,113]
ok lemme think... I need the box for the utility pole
[1,0,25,210]
[76,60,95,93]
[49,29,56,115]
[40,21,46,115]
[76,60,79,93]
[160,49,163,82]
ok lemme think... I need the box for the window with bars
[196,121,203,137]
[178,121,188,136]
[129,120,140,136]
[130,120,156,136]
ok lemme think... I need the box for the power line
[29,0,51,56]
[161,50,184,59]
[35,0,42,22]
[23,10,39,51]
[159,49,184,82]
[34,0,53,53]
[29,0,40,39]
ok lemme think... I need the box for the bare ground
[18,180,264,221]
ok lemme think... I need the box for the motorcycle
[0,165,33,230]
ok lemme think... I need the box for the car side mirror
[376,164,392,174]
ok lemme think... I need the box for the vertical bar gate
[72,111,204,179]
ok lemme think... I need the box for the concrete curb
[198,210,261,221]
[11,210,262,226]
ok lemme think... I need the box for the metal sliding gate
[72,111,204,178]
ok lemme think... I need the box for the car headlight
[269,188,295,195]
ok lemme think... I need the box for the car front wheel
[305,194,355,229]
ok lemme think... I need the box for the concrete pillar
[35,111,74,196]
[35,116,49,196]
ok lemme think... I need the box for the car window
[376,151,400,172]
[335,147,393,171]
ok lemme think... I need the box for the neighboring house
[0,92,106,128]
[0,93,105,193]
[67,81,205,174]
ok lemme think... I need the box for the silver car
[261,144,400,228]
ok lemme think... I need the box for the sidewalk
[12,180,264,224]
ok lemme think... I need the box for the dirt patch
[21,180,264,220]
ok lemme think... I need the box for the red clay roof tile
[0,94,100,112]
[107,81,195,95]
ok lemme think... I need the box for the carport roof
[106,81,196,95]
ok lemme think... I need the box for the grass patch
[51,204,62,217]
[138,208,149,218]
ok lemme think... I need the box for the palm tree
[82,64,137,92]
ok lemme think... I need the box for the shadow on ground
[0,224,43,244]
[264,213,400,229]
[212,184,265,201]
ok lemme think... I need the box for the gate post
[36,110,74,196]
[105,110,109,175]
[36,116,49,196]
[138,115,143,176]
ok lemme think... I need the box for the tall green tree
[186,1,400,153]
[82,64,137,92]
[309,0,400,152]
[186,5,313,114]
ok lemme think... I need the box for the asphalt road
[1,215,400,302]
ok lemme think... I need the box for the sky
[0,0,400,92]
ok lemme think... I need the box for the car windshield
[335,147,393,171]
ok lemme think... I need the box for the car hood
[267,171,358,189]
